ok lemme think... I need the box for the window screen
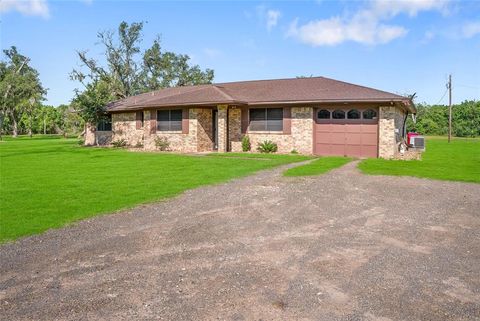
[157,109,182,131]
[249,108,283,131]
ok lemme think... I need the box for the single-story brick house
[85,76,415,158]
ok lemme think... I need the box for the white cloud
[203,48,222,59]
[0,0,49,18]
[255,5,281,31]
[372,0,449,17]
[462,21,480,38]
[287,0,449,46]
[266,9,281,31]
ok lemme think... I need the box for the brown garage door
[314,108,378,158]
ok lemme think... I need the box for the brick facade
[142,109,211,153]
[378,106,406,159]
[231,107,313,153]
[85,105,405,159]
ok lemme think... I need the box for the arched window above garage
[347,109,360,119]
[363,109,377,119]
[332,109,345,119]
[318,109,330,119]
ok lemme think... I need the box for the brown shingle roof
[107,76,414,112]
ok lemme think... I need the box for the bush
[154,136,170,151]
[77,138,85,146]
[241,135,251,152]
[290,149,298,154]
[134,141,144,148]
[112,139,128,148]
[257,140,278,153]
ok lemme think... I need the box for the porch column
[217,104,228,152]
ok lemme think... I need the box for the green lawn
[284,157,352,176]
[358,137,480,183]
[0,136,310,242]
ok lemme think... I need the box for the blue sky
[1,0,479,106]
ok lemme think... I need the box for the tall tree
[0,46,46,138]
[71,79,114,144]
[71,21,214,101]
[141,37,214,90]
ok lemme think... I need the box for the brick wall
[143,109,199,153]
[86,105,404,158]
[84,124,112,146]
[112,112,143,146]
[197,108,214,152]
[228,108,242,152]
[378,106,405,158]
[230,107,314,154]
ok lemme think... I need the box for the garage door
[314,108,378,158]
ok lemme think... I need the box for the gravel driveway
[1,161,479,321]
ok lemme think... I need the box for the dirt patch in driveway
[1,161,479,320]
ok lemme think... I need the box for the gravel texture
[1,161,479,321]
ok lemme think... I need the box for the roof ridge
[212,85,235,101]
[214,76,325,86]
[317,76,408,99]
[215,76,407,99]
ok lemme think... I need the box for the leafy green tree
[407,100,479,137]
[141,37,214,90]
[452,100,480,137]
[72,79,114,144]
[71,21,214,100]
[57,104,84,136]
[0,46,46,138]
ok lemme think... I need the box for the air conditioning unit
[410,135,425,151]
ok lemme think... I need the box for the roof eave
[107,100,248,112]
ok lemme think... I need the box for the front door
[212,109,218,150]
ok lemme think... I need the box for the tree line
[0,21,478,139]
[0,21,214,138]
[406,100,480,137]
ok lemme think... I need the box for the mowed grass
[0,137,310,242]
[358,137,480,183]
[284,157,352,176]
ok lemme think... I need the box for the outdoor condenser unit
[410,135,425,151]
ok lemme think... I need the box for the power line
[435,87,448,105]
[456,84,480,89]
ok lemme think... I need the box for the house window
[363,109,377,120]
[332,109,345,119]
[157,109,182,131]
[249,108,283,131]
[97,114,112,131]
[318,109,331,119]
[347,109,360,119]
[136,111,144,129]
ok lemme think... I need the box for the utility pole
[448,74,452,143]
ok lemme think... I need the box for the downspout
[402,111,409,139]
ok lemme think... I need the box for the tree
[71,79,114,144]
[141,37,214,90]
[0,46,46,138]
[407,100,480,137]
[71,21,214,101]
[57,104,84,136]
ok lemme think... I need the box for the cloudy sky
[1,0,479,106]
